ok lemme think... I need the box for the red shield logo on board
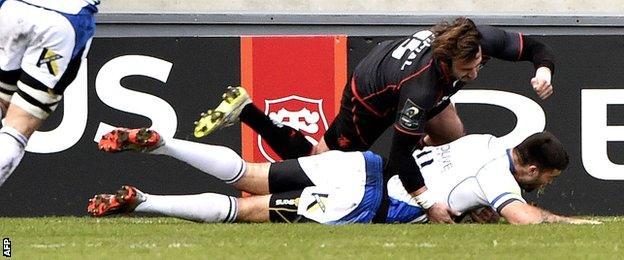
[259,95,329,162]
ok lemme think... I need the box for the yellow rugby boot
[194,86,251,138]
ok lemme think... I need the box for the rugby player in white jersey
[0,0,99,187]
[88,128,600,225]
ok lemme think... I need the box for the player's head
[513,131,570,192]
[431,17,482,82]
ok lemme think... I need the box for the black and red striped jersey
[348,25,551,135]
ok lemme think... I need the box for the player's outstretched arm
[500,200,601,224]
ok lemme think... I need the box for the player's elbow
[503,209,546,224]
[499,202,543,224]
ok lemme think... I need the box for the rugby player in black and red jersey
[191,17,555,223]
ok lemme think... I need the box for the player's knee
[236,196,271,222]
[11,81,62,119]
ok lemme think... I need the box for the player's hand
[531,67,553,100]
[469,207,500,224]
[426,202,459,224]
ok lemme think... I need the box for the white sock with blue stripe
[134,193,238,223]
[150,138,246,184]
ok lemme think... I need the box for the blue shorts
[328,151,384,224]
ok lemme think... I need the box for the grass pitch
[0,216,620,259]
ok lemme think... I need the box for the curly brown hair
[431,17,481,63]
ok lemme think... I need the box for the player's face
[451,48,483,82]
[519,168,562,192]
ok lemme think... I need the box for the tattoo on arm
[539,209,558,223]
[539,209,575,223]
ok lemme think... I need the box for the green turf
[0,217,620,259]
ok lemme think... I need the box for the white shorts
[295,151,384,224]
[0,0,95,116]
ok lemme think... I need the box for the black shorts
[267,158,315,223]
[268,158,313,193]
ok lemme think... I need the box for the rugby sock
[239,103,313,159]
[135,193,237,223]
[150,138,246,184]
[0,126,27,186]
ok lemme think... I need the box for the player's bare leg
[236,195,270,222]
[231,163,270,195]
[0,105,43,186]
[3,104,44,137]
